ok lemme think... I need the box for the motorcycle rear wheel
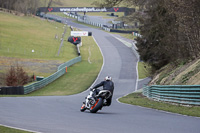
[90,98,103,113]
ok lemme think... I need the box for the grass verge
[119,92,200,117]
[0,125,31,133]
[73,20,100,29]
[138,62,151,79]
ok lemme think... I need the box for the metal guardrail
[143,85,200,105]
[64,12,112,29]
[24,56,82,94]
[65,12,138,33]
[40,13,63,23]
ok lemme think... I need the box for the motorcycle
[80,89,112,113]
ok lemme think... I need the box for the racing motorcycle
[80,89,112,113]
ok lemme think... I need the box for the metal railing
[24,56,81,94]
[143,85,200,105]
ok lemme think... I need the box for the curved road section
[0,19,200,133]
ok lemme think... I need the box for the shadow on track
[83,111,119,115]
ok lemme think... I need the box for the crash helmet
[105,76,112,81]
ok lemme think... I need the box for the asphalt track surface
[0,19,200,133]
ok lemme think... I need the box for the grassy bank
[0,11,78,86]
[150,58,200,85]
[27,36,103,96]
[138,62,151,79]
[119,92,200,117]
[0,35,103,96]
[0,125,31,133]
[0,12,76,61]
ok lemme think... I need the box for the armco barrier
[24,56,81,94]
[143,85,200,105]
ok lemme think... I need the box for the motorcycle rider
[91,76,114,106]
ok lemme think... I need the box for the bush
[6,65,29,86]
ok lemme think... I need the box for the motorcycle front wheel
[90,98,103,113]
[80,104,86,112]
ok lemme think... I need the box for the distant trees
[0,0,40,15]
[0,0,59,15]
[94,0,200,70]
[165,0,200,58]
[137,0,200,69]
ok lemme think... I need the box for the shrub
[6,65,29,86]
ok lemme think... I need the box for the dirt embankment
[149,58,200,85]
[0,57,63,86]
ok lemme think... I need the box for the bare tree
[5,65,29,86]
[5,66,18,86]
[0,0,44,15]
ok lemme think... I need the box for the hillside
[0,10,103,92]
[149,58,200,85]
[0,11,76,86]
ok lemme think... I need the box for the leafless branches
[5,65,29,86]
[0,0,56,15]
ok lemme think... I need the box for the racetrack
[0,18,200,133]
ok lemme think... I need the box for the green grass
[73,20,100,29]
[138,62,151,79]
[2,36,103,96]
[49,12,73,18]
[0,11,78,79]
[0,12,103,96]
[111,32,136,40]
[119,92,200,117]
[0,125,31,133]
[119,33,135,40]
[0,12,76,62]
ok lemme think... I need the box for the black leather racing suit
[93,80,114,106]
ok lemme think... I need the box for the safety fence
[143,85,200,106]
[64,12,130,32]
[63,12,105,27]
[76,14,106,28]
[24,56,81,94]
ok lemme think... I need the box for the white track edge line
[0,124,43,133]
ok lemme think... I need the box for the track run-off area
[0,18,200,133]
